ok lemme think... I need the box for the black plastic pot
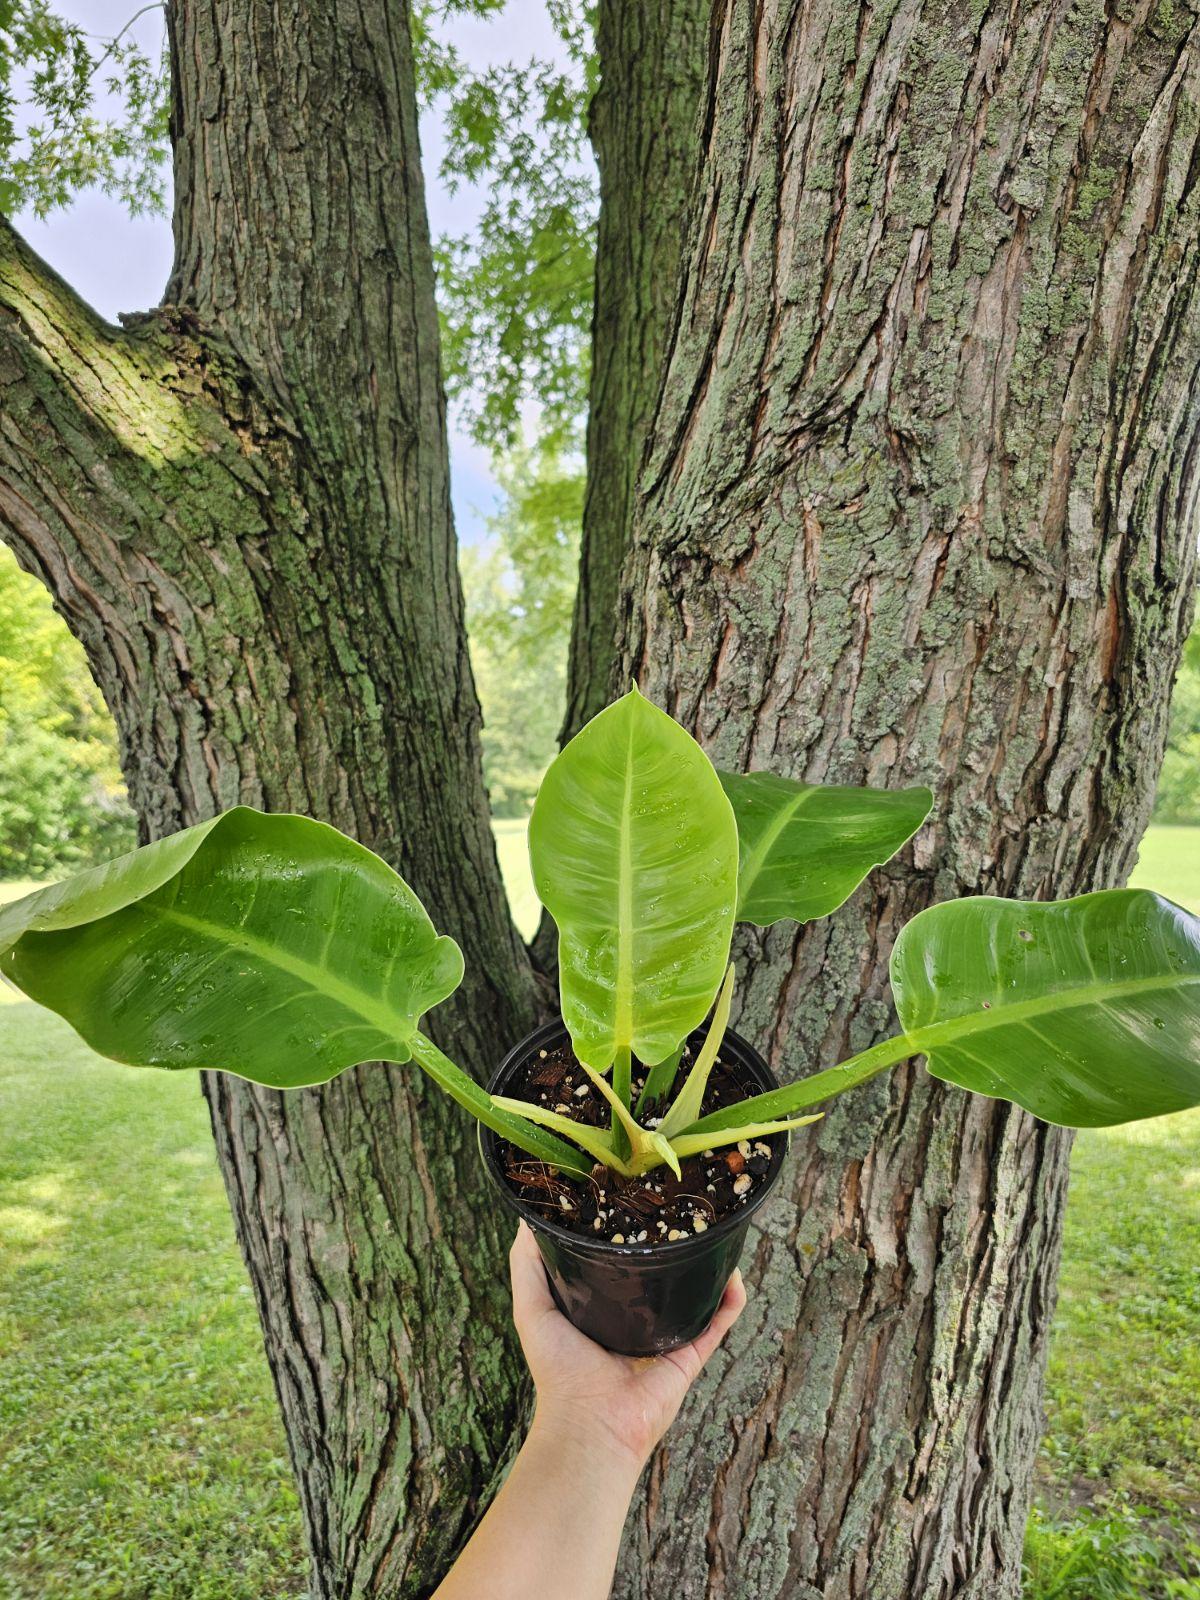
[480,1019,789,1356]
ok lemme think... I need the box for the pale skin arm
[431,1221,747,1600]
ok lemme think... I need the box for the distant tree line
[1156,624,1200,826]
[460,447,582,816]
[0,544,134,878]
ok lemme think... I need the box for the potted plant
[2,688,1198,1355]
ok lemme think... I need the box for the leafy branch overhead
[0,0,599,459]
[3,688,1198,1186]
[0,0,169,218]
[428,1,598,451]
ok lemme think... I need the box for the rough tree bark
[2,0,1199,1598]
[606,2,1200,1596]
[561,0,711,736]
[0,2,536,1591]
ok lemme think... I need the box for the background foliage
[1155,627,1200,826]
[424,0,596,454]
[0,545,134,878]
[0,0,168,217]
[461,447,582,813]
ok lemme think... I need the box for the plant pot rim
[479,1016,790,1261]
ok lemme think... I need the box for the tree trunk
[561,0,711,737]
[4,1,1200,1597]
[607,2,1200,1595]
[1,1,535,1590]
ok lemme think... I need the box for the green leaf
[719,770,933,926]
[0,806,593,1173]
[892,889,1200,1127]
[646,1131,681,1179]
[0,807,464,1089]
[529,686,739,1070]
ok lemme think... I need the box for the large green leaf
[718,770,933,926]
[892,889,1200,1127]
[0,807,592,1173]
[529,686,739,1071]
[0,808,461,1085]
[685,887,1200,1138]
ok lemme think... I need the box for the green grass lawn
[0,1006,305,1600]
[492,817,540,940]
[1042,1110,1200,1512]
[1025,1106,1200,1600]
[0,826,1197,1597]
[1131,824,1200,914]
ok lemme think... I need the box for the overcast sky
[13,2,582,544]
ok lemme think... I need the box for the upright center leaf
[529,686,739,1070]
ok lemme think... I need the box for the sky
[12,1,581,545]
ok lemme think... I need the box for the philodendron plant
[2,688,1200,1187]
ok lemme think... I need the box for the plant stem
[409,1031,592,1177]
[680,1031,917,1136]
[657,964,734,1139]
[634,1042,683,1116]
[610,1045,633,1158]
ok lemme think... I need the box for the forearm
[432,1409,643,1600]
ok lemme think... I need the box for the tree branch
[0,215,301,827]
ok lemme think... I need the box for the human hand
[509,1220,747,1472]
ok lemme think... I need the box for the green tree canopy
[461,446,582,813]
[0,0,168,217]
[0,543,134,876]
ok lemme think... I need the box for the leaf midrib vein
[737,785,816,911]
[141,900,409,1043]
[615,719,635,1045]
[910,970,1200,1051]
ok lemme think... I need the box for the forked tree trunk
[1,0,1199,1597]
[534,0,711,970]
[1,2,536,1591]
[607,3,1200,1595]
